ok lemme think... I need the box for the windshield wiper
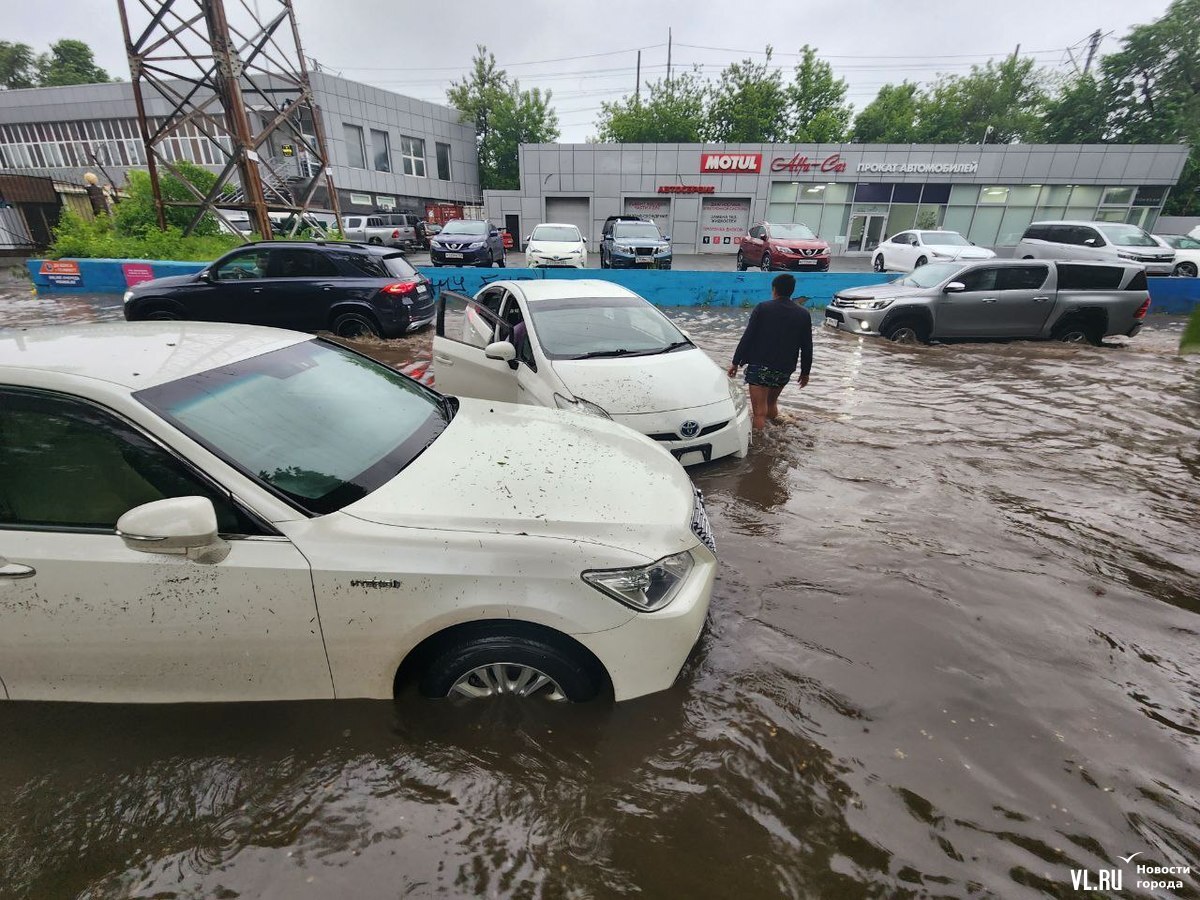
[573,348,638,359]
[653,339,693,354]
[438,394,458,422]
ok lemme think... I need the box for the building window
[343,123,365,169]
[1100,186,1134,206]
[399,136,426,177]
[435,142,452,181]
[370,129,391,173]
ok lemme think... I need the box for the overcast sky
[9,0,1172,142]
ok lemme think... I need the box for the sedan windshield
[893,262,963,288]
[440,220,488,236]
[136,340,448,515]
[531,225,581,242]
[768,223,816,240]
[527,296,688,359]
[1163,235,1200,249]
[920,231,969,246]
[613,223,662,241]
[1097,224,1156,247]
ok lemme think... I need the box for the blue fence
[24,257,1200,313]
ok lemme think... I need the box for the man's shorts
[744,365,793,388]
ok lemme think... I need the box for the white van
[1015,221,1174,275]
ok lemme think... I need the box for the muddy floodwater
[1,288,1198,899]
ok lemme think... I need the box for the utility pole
[667,28,673,86]
[1010,43,1021,62]
[635,50,641,104]
[1083,29,1102,74]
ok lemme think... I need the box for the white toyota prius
[0,323,716,704]
[432,280,751,466]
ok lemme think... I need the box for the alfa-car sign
[700,152,763,173]
[771,153,848,174]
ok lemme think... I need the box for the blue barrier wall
[25,257,1200,312]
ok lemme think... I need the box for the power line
[674,42,1071,59]
[326,44,665,73]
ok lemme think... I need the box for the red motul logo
[700,152,763,173]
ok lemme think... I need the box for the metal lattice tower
[116,0,340,238]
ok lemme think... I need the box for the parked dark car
[123,241,435,339]
[428,219,506,267]
[599,216,672,269]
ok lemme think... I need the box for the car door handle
[1032,296,1051,302]
[980,298,998,303]
[434,354,454,366]
[251,287,264,293]
[0,561,36,579]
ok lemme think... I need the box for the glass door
[848,214,887,253]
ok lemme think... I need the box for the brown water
[1,291,1198,899]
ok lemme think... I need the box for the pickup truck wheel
[736,250,747,271]
[368,236,383,246]
[1052,317,1102,346]
[873,254,885,272]
[914,255,928,268]
[420,634,601,702]
[1175,261,1197,278]
[331,311,382,339]
[1022,255,1035,260]
[882,317,930,344]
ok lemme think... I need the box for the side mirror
[944,281,966,293]
[523,235,531,243]
[490,229,500,237]
[116,497,227,562]
[198,269,214,282]
[663,234,672,242]
[484,340,516,362]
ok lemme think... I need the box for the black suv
[123,241,434,339]
[600,216,672,269]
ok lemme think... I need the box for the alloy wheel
[873,255,885,272]
[1175,261,1197,278]
[450,663,567,701]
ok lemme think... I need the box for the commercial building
[0,73,480,221]
[484,143,1191,255]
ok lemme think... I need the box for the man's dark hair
[772,273,796,298]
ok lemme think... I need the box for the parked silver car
[825,259,1150,345]
[341,213,421,248]
[1014,221,1174,275]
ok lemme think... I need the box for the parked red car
[737,222,831,272]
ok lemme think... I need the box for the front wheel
[873,255,885,273]
[881,317,930,344]
[419,633,601,702]
[736,250,746,271]
[761,253,772,271]
[914,256,928,268]
[141,306,181,321]
[331,311,381,339]
[1175,261,1197,278]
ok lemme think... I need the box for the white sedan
[873,229,995,273]
[1154,233,1200,277]
[431,280,751,466]
[0,323,716,704]
[524,222,588,268]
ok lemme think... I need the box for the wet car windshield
[1163,235,1200,249]
[893,262,963,288]
[1097,224,1156,247]
[531,225,582,242]
[527,296,688,359]
[769,223,816,239]
[613,223,662,241]
[136,340,448,515]
[440,220,488,236]
[920,231,969,246]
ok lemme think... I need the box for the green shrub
[112,161,222,236]
[1182,306,1200,355]
[49,209,242,262]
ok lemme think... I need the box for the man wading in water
[728,273,813,430]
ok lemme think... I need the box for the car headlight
[846,298,894,310]
[1116,251,1138,260]
[123,290,135,303]
[467,240,486,249]
[615,244,634,254]
[728,376,747,413]
[582,551,694,612]
[655,246,670,254]
[554,393,611,419]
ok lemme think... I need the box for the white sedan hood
[341,398,697,559]
[926,245,994,261]
[528,240,584,256]
[552,348,727,415]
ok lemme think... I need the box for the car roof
[504,279,641,303]
[532,222,582,230]
[234,239,395,256]
[0,322,309,390]
[1028,220,1126,227]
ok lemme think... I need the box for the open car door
[431,290,519,403]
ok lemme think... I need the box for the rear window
[1056,264,1124,290]
[332,252,417,279]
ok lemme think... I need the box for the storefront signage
[771,153,848,174]
[856,160,978,174]
[122,263,155,287]
[349,192,372,206]
[375,195,396,210]
[658,184,715,194]
[700,152,762,173]
[39,259,81,287]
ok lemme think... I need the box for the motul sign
[700,152,763,173]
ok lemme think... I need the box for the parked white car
[872,230,995,273]
[524,222,588,268]
[1014,221,1175,275]
[0,324,716,704]
[1153,233,1200,277]
[432,280,751,466]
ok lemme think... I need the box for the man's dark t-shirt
[733,298,813,377]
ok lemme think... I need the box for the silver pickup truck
[341,213,421,248]
[825,259,1151,345]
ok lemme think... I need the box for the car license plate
[824,316,839,328]
[636,257,654,265]
[679,450,707,466]
[444,252,463,259]
[797,259,817,265]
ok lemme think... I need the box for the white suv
[1015,221,1175,275]
[0,324,715,705]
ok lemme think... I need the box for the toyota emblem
[679,420,700,439]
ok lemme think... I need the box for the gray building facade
[0,73,480,218]
[485,142,1191,255]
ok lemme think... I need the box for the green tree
[706,47,789,142]
[851,82,919,143]
[0,41,37,89]
[594,70,708,143]
[36,39,111,87]
[447,45,559,191]
[1041,73,1110,143]
[113,159,221,236]
[787,46,852,142]
[915,56,1046,144]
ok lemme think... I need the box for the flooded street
[1,289,1198,898]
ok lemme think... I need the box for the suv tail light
[382,280,418,296]
[1134,298,1150,319]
